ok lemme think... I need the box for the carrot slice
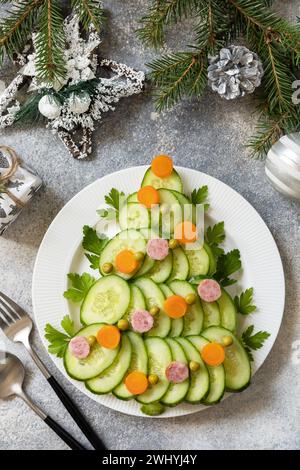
[97,325,121,349]
[174,221,198,244]
[137,186,160,208]
[151,155,173,178]
[201,342,225,366]
[115,249,138,274]
[164,295,187,319]
[125,371,149,395]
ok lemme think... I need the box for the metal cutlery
[0,351,86,450]
[0,291,106,450]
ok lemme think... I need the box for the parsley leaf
[241,325,270,362]
[63,272,96,302]
[205,222,225,259]
[214,249,241,286]
[105,188,125,210]
[82,225,108,255]
[82,225,108,269]
[97,188,126,221]
[85,253,100,270]
[191,186,209,210]
[44,315,76,358]
[61,315,76,337]
[104,188,125,211]
[234,288,257,315]
[205,222,225,246]
[210,245,225,258]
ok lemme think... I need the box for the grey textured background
[0,0,300,450]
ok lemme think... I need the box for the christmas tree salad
[45,156,270,416]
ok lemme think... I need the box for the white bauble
[68,92,91,114]
[38,95,62,119]
[265,132,300,200]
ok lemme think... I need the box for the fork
[0,291,106,450]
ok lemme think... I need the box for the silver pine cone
[208,45,264,100]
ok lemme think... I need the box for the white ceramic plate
[32,166,285,418]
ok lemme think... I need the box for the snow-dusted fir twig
[0,74,24,129]
[0,14,145,159]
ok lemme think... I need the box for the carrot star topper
[0,14,144,160]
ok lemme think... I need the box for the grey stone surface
[0,0,300,451]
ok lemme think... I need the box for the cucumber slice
[122,285,146,325]
[137,337,172,404]
[133,255,155,278]
[202,326,251,391]
[217,288,237,332]
[161,338,189,406]
[159,283,183,337]
[86,335,132,394]
[158,189,182,238]
[168,280,203,335]
[119,203,150,230]
[201,299,221,329]
[127,192,138,202]
[113,331,148,400]
[99,229,147,280]
[184,246,210,277]
[64,324,119,381]
[142,167,183,193]
[203,242,217,275]
[170,190,195,224]
[175,337,209,403]
[80,275,130,325]
[132,228,157,278]
[133,278,171,337]
[140,402,165,416]
[168,246,189,282]
[188,336,225,405]
[147,252,173,283]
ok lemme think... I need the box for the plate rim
[32,165,285,418]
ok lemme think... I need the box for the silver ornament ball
[38,95,62,119]
[265,133,300,200]
[68,92,91,114]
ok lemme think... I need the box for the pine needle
[137,0,199,49]
[148,51,207,110]
[70,0,105,32]
[195,0,230,54]
[0,0,43,64]
[140,0,300,157]
[34,0,66,84]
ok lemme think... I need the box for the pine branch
[228,0,300,66]
[263,39,294,113]
[245,22,296,115]
[196,0,230,54]
[247,113,284,158]
[137,0,198,49]
[0,0,43,64]
[148,51,207,110]
[228,0,300,113]
[70,0,104,32]
[227,0,300,157]
[247,108,300,158]
[34,0,66,84]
